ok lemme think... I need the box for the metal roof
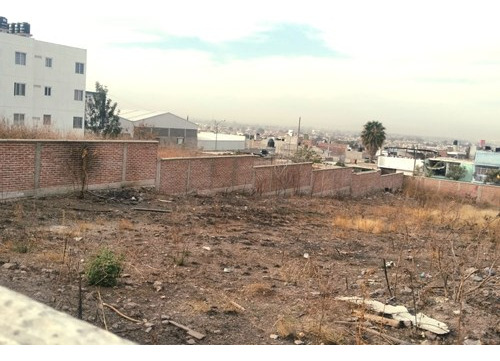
[119,110,198,130]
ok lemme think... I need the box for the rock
[472,275,483,282]
[73,237,83,242]
[370,288,385,297]
[153,281,163,292]
[465,267,478,275]
[424,331,437,341]
[401,286,413,295]
[294,340,304,345]
[212,329,222,334]
[145,327,152,333]
[463,339,481,345]
[483,267,496,276]
[144,322,154,328]
[223,268,232,273]
[2,263,18,270]
[161,314,171,320]
[125,302,139,309]
[270,334,279,340]
[187,339,196,345]
[303,253,310,259]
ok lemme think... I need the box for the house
[119,110,198,147]
[0,18,87,136]
[473,149,500,184]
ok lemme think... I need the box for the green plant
[446,164,467,181]
[485,169,500,184]
[85,248,124,287]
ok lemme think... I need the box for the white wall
[378,156,424,175]
[0,32,86,136]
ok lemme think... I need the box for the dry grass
[118,219,134,231]
[333,216,386,234]
[275,315,297,339]
[243,283,274,297]
[158,146,204,159]
[188,299,211,313]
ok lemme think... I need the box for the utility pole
[214,119,225,151]
[297,116,301,152]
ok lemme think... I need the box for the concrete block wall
[0,140,158,199]
[404,176,500,207]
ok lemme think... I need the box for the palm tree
[361,121,386,163]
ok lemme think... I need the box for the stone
[153,281,163,292]
[270,334,279,340]
[472,275,483,282]
[187,339,196,345]
[463,339,481,345]
[161,314,171,320]
[145,327,152,333]
[2,263,18,270]
[294,340,304,345]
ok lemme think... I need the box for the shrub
[85,248,124,287]
[446,164,466,181]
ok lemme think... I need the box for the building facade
[0,29,87,136]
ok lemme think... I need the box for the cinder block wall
[0,140,158,199]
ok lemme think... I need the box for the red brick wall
[404,176,500,207]
[0,140,157,199]
[158,155,256,195]
[380,173,404,191]
[0,142,36,192]
[351,170,382,197]
[311,167,352,196]
[254,163,312,195]
[125,143,158,183]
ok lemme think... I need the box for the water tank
[19,22,30,34]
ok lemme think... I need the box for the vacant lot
[0,187,498,345]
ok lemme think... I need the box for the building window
[15,51,26,65]
[14,83,26,96]
[13,113,25,126]
[45,57,53,67]
[43,114,51,125]
[44,86,52,96]
[74,89,83,101]
[75,62,85,74]
[73,116,83,129]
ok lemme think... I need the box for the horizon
[2,1,500,143]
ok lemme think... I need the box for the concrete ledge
[0,286,135,345]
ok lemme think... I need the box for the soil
[0,188,498,345]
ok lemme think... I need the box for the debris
[158,199,173,203]
[270,334,279,340]
[202,246,211,251]
[336,296,450,334]
[353,310,401,328]
[167,320,205,340]
[472,275,483,282]
[2,263,18,270]
[223,268,232,273]
[153,281,163,292]
[385,261,395,268]
[102,302,141,324]
[294,340,304,345]
[229,300,245,311]
[362,327,409,345]
[303,253,310,259]
[145,327,152,333]
[483,267,495,276]
[132,207,172,213]
[73,237,83,242]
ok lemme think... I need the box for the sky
[3,0,500,142]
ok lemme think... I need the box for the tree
[85,82,121,137]
[485,169,500,185]
[446,164,467,181]
[360,121,386,163]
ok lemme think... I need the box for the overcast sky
[4,1,500,142]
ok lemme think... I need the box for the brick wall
[311,167,352,196]
[404,176,500,207]
[0,140,157,199]
[157,155,256,195]
[351,170,382,197]
[380,173,404,192]
[254,163,312,196]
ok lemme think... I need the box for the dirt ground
[0,187,498,345]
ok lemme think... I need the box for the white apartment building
[0,30,87,136]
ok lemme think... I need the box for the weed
[85,248,124,287]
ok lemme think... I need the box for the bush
[86,248,124,287]
[446,164,466,181]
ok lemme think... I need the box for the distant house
[474,149,500,183]
[119,110,197,147]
